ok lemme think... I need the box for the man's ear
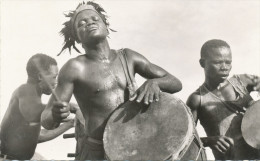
[199,59,205,68]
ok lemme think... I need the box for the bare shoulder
[17,84,39,98]
[62,56,85,71]
[186,89,201,111]
[124,48,149,64]
[59,56,86,81]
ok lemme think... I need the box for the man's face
[204,47,232,83]
[40,65,58,95]
[74,10,108,44]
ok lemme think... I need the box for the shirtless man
[41,1,182,160]
[0,54,77,160]
[186,39,260,160]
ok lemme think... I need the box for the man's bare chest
[212,82,238,101]
[75,61,128,93]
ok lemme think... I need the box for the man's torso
[0,84,42,159]
[198,75,258,159]
[72,49,134,140]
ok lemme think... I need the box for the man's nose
[220,63,229,70]
[85,18,95,25]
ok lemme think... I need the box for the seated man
[0,54,77,160]
[187,39,260,160]
[41,1,182,160]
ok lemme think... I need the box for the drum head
[241,100,260,149]
[103,93,193,160]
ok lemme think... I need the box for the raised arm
[125,48,182,104]
[41,59,78,129]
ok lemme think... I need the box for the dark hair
[58,1,115,56]
[200,39,230,59]
[26,53,57,80]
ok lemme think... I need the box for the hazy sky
[1,0,259,159]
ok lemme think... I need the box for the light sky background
[0,0,259,160]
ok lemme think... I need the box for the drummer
[41,1,182,160]
[186,39,260,160]
[0,54,78,160]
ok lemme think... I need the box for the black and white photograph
[0,0,259,160]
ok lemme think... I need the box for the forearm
[38,123,72,143]
[152,73,182,94]
[41,108,60,130]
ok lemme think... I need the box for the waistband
[86,136,103,145]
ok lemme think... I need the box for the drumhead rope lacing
[173,101,205,160]
[170,99,194,160]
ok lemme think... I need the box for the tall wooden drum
[103,93,206,160]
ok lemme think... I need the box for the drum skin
[241,100,260,149]
[103,92,206,160]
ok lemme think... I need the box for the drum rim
[103,93,196,160]
[241,100,260,149]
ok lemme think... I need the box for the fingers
[154,91,160,102]
[136,89,160,104]
[130,80,161,104]
[214,145,224,154]
[211,136,233,154]
[148,93,154,103]
[223,136,234,147]
[218,139,230,150]
[216,141,228,152]
[129,93,137,101]
[136,90,146,103]
[52,101,70,121]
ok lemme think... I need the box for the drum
[241,100,260,149]
[103,92,207,160]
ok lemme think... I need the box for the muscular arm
[186,91,201,124]
[41,59,78,129]
[38,121,74,143]
[126,48,182,93]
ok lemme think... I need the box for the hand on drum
[129,80,160,104]
[52,101,71,123]
[202,136,234,154]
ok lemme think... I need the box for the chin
[85,34,107,43]
[217,77,228,83]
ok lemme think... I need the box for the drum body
[103,93,206,160]
[241,100,260,149]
